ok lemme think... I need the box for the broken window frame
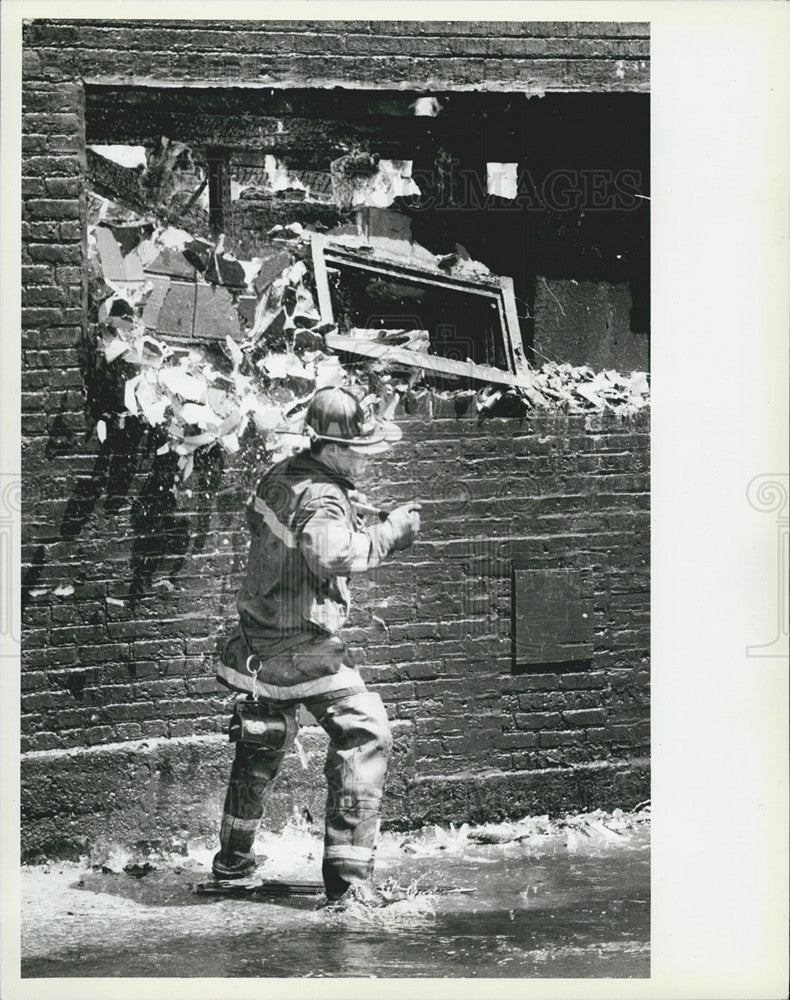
[310,234,531,382]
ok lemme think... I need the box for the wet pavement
[21,810,650,979]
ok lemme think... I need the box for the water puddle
[22,809,650,979]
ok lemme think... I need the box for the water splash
[317,879,437,929]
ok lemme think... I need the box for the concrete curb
[21,728,647,860]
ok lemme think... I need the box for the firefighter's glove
[387,503,422,550]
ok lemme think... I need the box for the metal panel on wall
[512,568,594,668]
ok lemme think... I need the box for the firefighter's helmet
[304,387,401,454]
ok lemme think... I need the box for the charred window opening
[311,236,529,381]
[333,269,507,369]
[85,85,649,377]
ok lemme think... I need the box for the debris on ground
[394,807,649,858]
[561,807,649,851]
[123,862,155,879]
[88,846,130,874]
[466,815,554,844]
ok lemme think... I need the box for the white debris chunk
[104,337,130,363]
[123,374,141,414]
[158,367,207,402]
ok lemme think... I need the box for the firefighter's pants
[217,686,392,896]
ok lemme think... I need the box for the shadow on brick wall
[58,421,148,539]
[128,445,225,611]
[23,417,229,614]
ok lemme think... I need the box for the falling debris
[88,190,650,479]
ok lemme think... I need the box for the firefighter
[214,386,421,905]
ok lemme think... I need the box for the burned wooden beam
[84,84,536,123]
[206,148,231,236]
[325,333,533,391]
[86,109,434,164]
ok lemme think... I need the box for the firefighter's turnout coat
[217,449,397,699]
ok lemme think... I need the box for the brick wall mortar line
[21,718,415,762]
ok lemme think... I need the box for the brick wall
[23,406,649,754]
[21,406,649,857]
[20,19,650,857]
[23,19,649,92]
